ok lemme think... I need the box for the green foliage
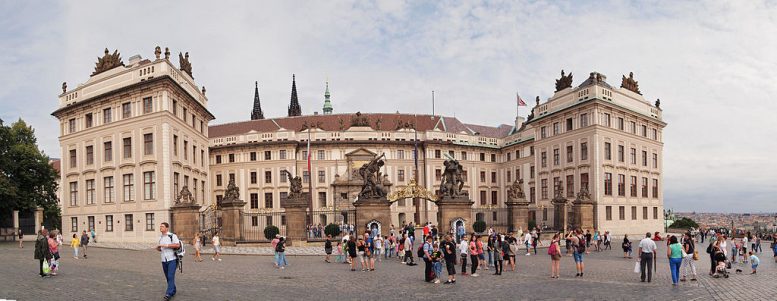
[528,219,537,230]
[669,217,699,229]
[0,118,60,228]
[472,220,486,233]
[324,223,341,237]
[264,225,280,240]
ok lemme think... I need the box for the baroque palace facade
[54,48,665,242]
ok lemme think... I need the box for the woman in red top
[468,234,481,277]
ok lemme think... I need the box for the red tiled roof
[209,113,511,139]
[49,159,61,176]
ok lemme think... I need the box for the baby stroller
[713,251,729,278]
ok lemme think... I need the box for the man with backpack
[157,222,181,301]
[572,229,586,277]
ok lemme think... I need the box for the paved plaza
[1,241,775,300]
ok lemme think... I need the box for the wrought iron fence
[307,209,356,241]
[239,210,287,243]
[471,207,510,233]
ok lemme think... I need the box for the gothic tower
[250,81,264,120]
[322,81,333,115]
[288,74,302,117]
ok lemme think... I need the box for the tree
[324,223,341,237]
[669,217,699,229]
[472,221,486,233]
[264,225,280,240]
[0,118,60,228]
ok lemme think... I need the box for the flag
[517,93,527,106]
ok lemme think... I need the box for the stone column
[34,207,44,233]
[13,210,19,234]
[171,203,202,243]
[506,198,529,233]
[282,193,309,246]
[573,200,594,231]
[219,200,245,246]
[436,196,474,236]
[353,197,392,237]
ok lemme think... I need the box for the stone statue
[287,172,303,197]
[358,153,386,198]
[62,82,67,94]
[655,98,661,109]
[535,96,540,107]
[620,72,641,95]
[202,86,206,95]
[164,47,170,59]
[576,186,591,203]
[178,52,193,78]
[175,185,195,204]
[351,111,370,127]
[92,48,125,76]
[439,158,466,198]
[555,70,573,92]
[507,179,525,201]
[154,46,161,59]
[223,178,240,201]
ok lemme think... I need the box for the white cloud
[1,0,775,212]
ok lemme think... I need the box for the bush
[528,220,537,231]
[324,223,342,237]
[669,217,699,229]
[473,221,487,233]
[264,225,280,240]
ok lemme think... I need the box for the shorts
[214,245,221,253]
[478,253,485,260]
[752,264,758,270]
[358,251,365,259]
[573,252,584,263]
[445,260,456,275]
[348,252,357,258]
[551,254,562,261]
[325,248,332,255]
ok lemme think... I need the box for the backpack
[418,243,427,258]
[576,236,586,253]
[547,242,558,255]
[168,234,185,259]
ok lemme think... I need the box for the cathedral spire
[251,81,264,120]
[288,74,302,117]
[322,81,333,115]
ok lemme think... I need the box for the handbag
[42,260,51,274]
[634,261,640,273]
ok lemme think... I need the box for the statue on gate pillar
[222,179,240,204]
[439,158,467,199]
[287,172,303,198]
[175,185,195,205]
[358,153,387,199]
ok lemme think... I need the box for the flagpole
[307,127,313,231]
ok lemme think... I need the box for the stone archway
[366,219,382,239]
[451,217,466,242]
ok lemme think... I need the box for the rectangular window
[604,173,612,196]
[265,151,271,160]
[229,173,235,183]
[617,145,624,162]
[630,121,637,134]
[580,113,588,127]
[541,151,547,167]
[479,153,485,161]
[216,155,222,164]
[652,128,658,140]
[103,141,112,162]
[553,122,560,135]
[566,145,573,163]
[653,207,659,219]
[69,181,78,206]
[145,213,155,231]
[491,154,496,162]
[121,102,132,119]
[618,174,626,196]
[143,171,155,200]
[652,179,659,198]
[278,149,287,160]
[566,175,574,197]
[318,170,326,183]
[479,191,487,206]
[478,171,485,183]
[491,191,498,205]
[434,149,441,159]
[530,166,535,179]
[630,176,637,197]
[580,173,589,191]
[618,206,625,220]
[173,173,179,196]
[303,171,309,183]
[553,148,559,165]
[123,173,134,202]
[491,172,497,183]
[171,135,178,156]
[398,169,405,182]
[264,192,273,208]
[193,146,197,164]
[529,187,536,203]
[318,192,327,208]
[69,118,76,133]
[185,175,190,188]
[125,214,133,231]
[605,206,612,221]
[250,193,259,209]
[123,137,132,159]
[618,117,624,130]
[249,152,256,161]
[603,113,611,127]
[631,206,637,220]
[265,171,272,184]
[642,177,648,197]
[652,153,658,168]
[69,149,77,168]
[86,179,95,204]
[105,215,113,232]
[143,133,153,155]
[566,118,573,131]
[172,100,178,116]
[104,176,114,203]
[581,142,588,161]
[506,171,511,182]
[216,174,222,186]
[85,113,93,128]
[103,108,112,124]
[461,151,467,161]
[642,150,648,166]
[604,142,612,160]
[229,153,235,163]
[630,148,636,164]
[507,153,511,161]
[280,170,287,183]
[183,141,188,160]
[540,126,547,138]
[71,217,78,232]
[317,150,325,160]
[553,177,560,196]
[250,171,257,184]
[642,125,647,137]
[86,145,94,165]
[143,97,153,113]
[643,207,648,220]
[541,179,548,199]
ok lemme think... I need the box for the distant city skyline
[1,1,776,212]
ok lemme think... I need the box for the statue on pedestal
[175,185,195,205]
[507,179,525,201]
[439,158,466,198]
[575,186,592,204]
[223,179,240,202]
[358,153,386,198]
[555,70,573,92]
[287,172,303,198]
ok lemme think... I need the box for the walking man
[80,230,89,259]
[157,222,180,301]
[34,229,50,277]
[638,232,658,282]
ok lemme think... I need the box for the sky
[1,0,776,213]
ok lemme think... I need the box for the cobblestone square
[1,241,775,300]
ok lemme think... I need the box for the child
[212,233,222,261]
[335,241,343,263]
[749,251,759,274]
[193,235,203,262]
[431,243,443,284]
[70,234,80,259]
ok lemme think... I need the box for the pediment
[345,148,377,157]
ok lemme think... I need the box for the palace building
[54,48,665,243]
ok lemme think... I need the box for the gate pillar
[281,192,309,245]
[353,197,392,237]
[436,196,473,238]
[171,203,202,243]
